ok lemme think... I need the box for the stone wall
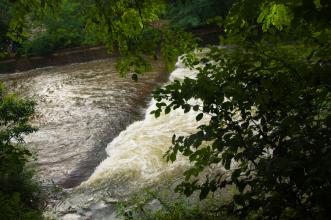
[0,26,222,74]
[0,46,110,74]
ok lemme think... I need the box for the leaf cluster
[0,84,41,219]
[165,0,233,29]
[83,0,197,76]
[0,0,62,57]
[20,0,98,56]
[152,0,331,219]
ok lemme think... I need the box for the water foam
[84,56,210,188]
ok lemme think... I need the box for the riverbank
[2,58,168,189]
[0,46,110,74]
[0,25,222,74]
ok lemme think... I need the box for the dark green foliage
[2,0,196,75]
[83,0,197,75]
[0,0,62,58]
[0,84,41,219]
[2,0,330,219]
[166,0,233,29]
[0,184,41,220]
[0,1,12,58]
[116,185,236,220]
[21,0,100,56]
[152,0,331,219]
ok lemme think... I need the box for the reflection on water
[0,58,167,188]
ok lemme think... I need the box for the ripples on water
[47,56,212,220]
[0,58,167,188]
[1,55,214,219]
[84,62,210,195]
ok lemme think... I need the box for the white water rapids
[1,54,213,219]
[1,58,168,188]
[48,56,212,219]
[83,58,210,191]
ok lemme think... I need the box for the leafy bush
[152,0,331,219]
[165,0,233,29]
[116,183,236,220]
[0,84,43,219]
[0,188,41,220]
[0,1,14,58]
[21,0,99,56]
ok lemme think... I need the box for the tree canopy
[0,84,41,219]
[0,0,330,219]
[1,0,195,77]
[152,0,331,219]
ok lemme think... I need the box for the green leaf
[154,110,161,118]
[199,186,210,200]
[165,106,171,114]
[131,73,138,82]
[196,113,203,121]
[169,153,176,162]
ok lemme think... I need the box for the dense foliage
[0,0,99,57]
[1,0,195,77]
[152,0,331,219]
[117,185,235,220]
[0,84,41,219]
[20,0,99,56]
[80,0,196,77]
[1,0,330,219]
[0,0,62,58]
[165,0,233,29]
[0,1,12,58]
[3,0,227,59]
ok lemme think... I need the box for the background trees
[20,0,99,56]
[0,1,12,58]
[1,0,330,219]
[165,0,233,29]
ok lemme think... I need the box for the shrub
[165,0,233,29]
[116,183,236,220]
[20,0,99,56]
[152,0,331,219]
[0,83,43,219]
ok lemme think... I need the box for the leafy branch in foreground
[152,0,331,219]
[83,0,197,76]
[116,183,237,220]
[0,84,41,219]
[2,0,197,78]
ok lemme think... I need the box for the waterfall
[83,56,210,191]
[45,53,214,219]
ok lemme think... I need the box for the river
[1,56,209,219]
[0,57,167,188]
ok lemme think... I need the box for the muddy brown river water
[0,52,214,219]
[0,58,167,188]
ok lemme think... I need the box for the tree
[165,0,233,29]
[0,1,12,58]
[1,0,195,78]
[0,84,41,219]
[21,0,96,56]
[81,0,196,77]
[152,0,331,219]
[2,0,330,219]
[0,0,63,58]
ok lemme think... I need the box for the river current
[1,55,210,219]
[1,58,167,188]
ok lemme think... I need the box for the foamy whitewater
[84,55,210,189]
[47,52,221,219]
